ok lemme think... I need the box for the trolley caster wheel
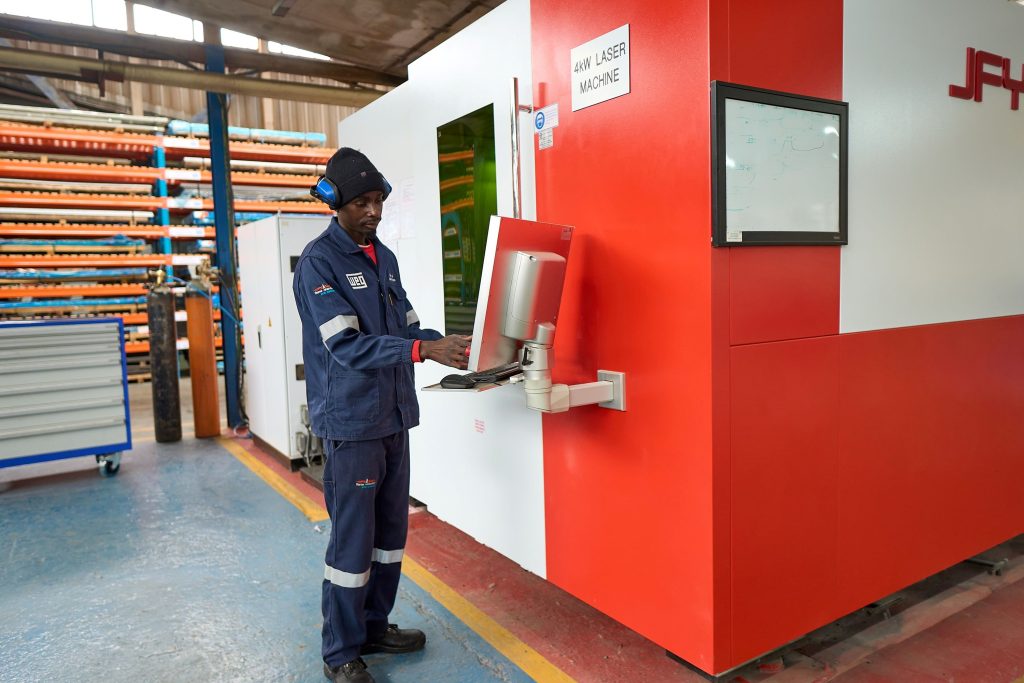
[97,452,122,477]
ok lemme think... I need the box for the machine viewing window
[437,105,498,334]
[711,81,849,246]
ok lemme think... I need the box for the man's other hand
[420,335,471,369]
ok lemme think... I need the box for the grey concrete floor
[0,377,535,683]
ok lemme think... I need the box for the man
[293,147,470,683]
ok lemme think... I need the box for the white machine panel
[280,218,322,455]
[840,0,1024,332]
[237,215,327,460]
[337,0,547,576]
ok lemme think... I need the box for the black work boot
[323,657,374,683]
[360,624,427,654]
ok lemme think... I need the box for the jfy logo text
[949,47,1023,110]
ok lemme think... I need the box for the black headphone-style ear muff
[310,175,340,210]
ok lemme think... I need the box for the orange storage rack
[1,116,328,379]
[0,159,317,188]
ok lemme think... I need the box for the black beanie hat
[324,147,390,207]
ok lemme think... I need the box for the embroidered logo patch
[355,478,377,489]
[347,272,368,289]
[313,283,334,296]
[387,273,396,282]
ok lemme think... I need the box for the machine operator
[294,147,470,683]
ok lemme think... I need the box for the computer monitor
[467,216,573,372]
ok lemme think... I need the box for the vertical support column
[205,32,243,428]
[151,145,171,277]
[125,1,146,117]
[257,38,277,131]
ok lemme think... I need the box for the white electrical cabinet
[237,214,327,466]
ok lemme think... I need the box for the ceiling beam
[0,46,385,108]
[0,15,403,87]
[0,38,75,109]
[384,0,490,72]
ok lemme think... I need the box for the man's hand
[420,335,471,369]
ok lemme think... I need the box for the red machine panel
[729,247,840,345]
[835,316,1024,615]
[533,0,719,671]
[729,337,841,663]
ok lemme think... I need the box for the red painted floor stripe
[832,577,1024,683]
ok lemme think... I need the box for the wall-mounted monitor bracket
[514,341,626,413]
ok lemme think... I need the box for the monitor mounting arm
[517,327,626,413]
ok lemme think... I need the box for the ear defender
[310,175,340,210]
[311,173,392,208]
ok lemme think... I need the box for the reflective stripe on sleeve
[406,309,419,326]
[372,547,404,564]
[320,314,360,342]
[324,563,370,588]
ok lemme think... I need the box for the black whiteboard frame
[711,81,849,247]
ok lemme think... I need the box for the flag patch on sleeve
[313,283,335,296]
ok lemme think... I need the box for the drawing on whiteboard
[711,81,848,246]
[724,99,840,233]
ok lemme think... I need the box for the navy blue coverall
[292,218,442,667]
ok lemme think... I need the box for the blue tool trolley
[0,318,132,476]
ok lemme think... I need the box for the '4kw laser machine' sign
[571,24,630,111]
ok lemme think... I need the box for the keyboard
[439,361,522,389]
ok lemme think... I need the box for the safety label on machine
[571,24,630,111]
[534,104,559,132]
[535,103,558,150]
[539,129,554,150]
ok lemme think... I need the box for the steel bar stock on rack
[0,106,332,386]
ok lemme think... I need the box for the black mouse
[440,374,475,389]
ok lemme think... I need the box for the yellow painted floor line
[217,436,329,522]
[216,436,574,682]
[402,556,575,683]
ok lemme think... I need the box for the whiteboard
[711,82,848,246]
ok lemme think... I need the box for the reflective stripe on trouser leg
[324,564,370,588]
[362,430,410,640]
[372,547,404,564]
[321,437,387,667]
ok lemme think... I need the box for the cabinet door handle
[509,76,533,219]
